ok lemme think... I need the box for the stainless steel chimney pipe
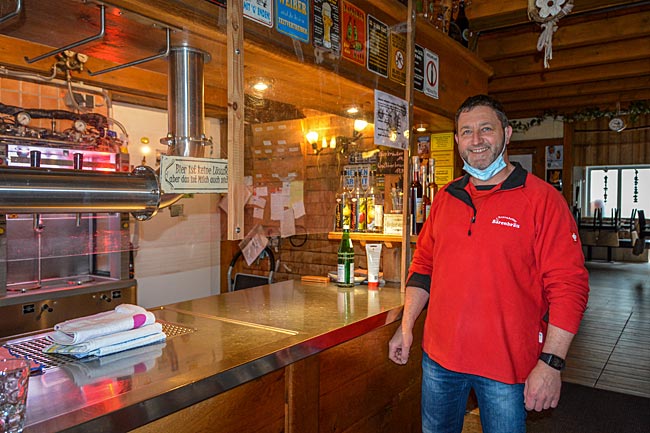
[0,166,160,220]
[163,46,211,158]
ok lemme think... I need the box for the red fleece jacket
[408,164,589,384]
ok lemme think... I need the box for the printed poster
[374,89,409,150]
[244,0,273,28]
[389,30,406,85]
[276,0,310,43]
[313,0,340,53]
[341,0,366,66]
[367,15,388,78]
[413,44,424,92]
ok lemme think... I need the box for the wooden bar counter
[6,280,425,432]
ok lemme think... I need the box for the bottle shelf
[328,232,403,245]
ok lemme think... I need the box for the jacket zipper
[468,209,476,236]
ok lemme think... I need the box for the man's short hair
[455,94,509,131]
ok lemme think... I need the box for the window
[587,166,650,219]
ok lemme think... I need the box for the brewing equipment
[0,108,138,338]
[0,44,211,338]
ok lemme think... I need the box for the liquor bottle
[449,0,470,47]
[353,172,366,232]
[421,162,431,222]
[335,171,345,231]
[426,158,439,219]
[409,156,424,235]
[366,170,384,233]
[337,225,355,288]
[346,171,356,231]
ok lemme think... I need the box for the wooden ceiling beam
[492,76,650,103]
[502,89,650,119]
[488,58,650,93]
[476,7,650,60]
[469,0,644,32]
[489,38,650,78]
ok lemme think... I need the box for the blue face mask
[462,141,507,182]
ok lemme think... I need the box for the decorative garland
[509,100,650,133]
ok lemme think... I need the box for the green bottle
[337,225,355,288]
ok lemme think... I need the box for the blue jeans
[421,352,526,433]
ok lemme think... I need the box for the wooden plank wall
[573,114,650,166]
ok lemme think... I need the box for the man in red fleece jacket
[388,94,589,433]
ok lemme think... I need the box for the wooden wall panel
[573,115,650,167]
[130,370,285,433]
[318,315,425,433]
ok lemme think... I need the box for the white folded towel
[44,323,165,358]
[50,304,156,345]
[61,342,165,386]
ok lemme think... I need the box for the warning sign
[389,30,406,85]
[423,48,439,99]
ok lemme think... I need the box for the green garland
[510,100,650,133]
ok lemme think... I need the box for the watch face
[609,117,625,132]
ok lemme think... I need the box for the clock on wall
[608,117,626,132]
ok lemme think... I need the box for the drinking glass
[0,358,29,433]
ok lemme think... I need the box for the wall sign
[276,0,310,42]
[160,156,228,194]
[413,44,424,92]
[423,48,439,99]
[341,0,366,66]
[313,0,340,53]
[244,0,273,28]
[389,30,406,85]
[367,15,389,78]
[374,89,409,150]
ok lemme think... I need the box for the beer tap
[73,153,83,227]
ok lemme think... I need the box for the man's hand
[524,361,562,411]
[388,325,413,365]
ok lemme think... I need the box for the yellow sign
[435,166,455,186]
[430,132,454,151]
[430,150,454,167]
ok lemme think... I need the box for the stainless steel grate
[3,320,195,370]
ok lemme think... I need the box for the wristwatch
[539,352,565,371]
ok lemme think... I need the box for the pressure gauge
[16,112,31,126]
[74,119,87,133]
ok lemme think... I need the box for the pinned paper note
[281,208,296,237]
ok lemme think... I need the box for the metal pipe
[0,165,160,220]
[0,0,21,26]
[164,46,210,158]
[88,28,171,76]
[24,5,106,64]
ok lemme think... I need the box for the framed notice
[341,0,366,66]
[367,15,388,78]
[313,0,340,53]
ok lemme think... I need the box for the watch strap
[539,352,565,371]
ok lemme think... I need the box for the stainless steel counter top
[5,280,404,433]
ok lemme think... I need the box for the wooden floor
[462,260,650,432]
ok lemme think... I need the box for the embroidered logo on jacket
[492,215,521,229]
